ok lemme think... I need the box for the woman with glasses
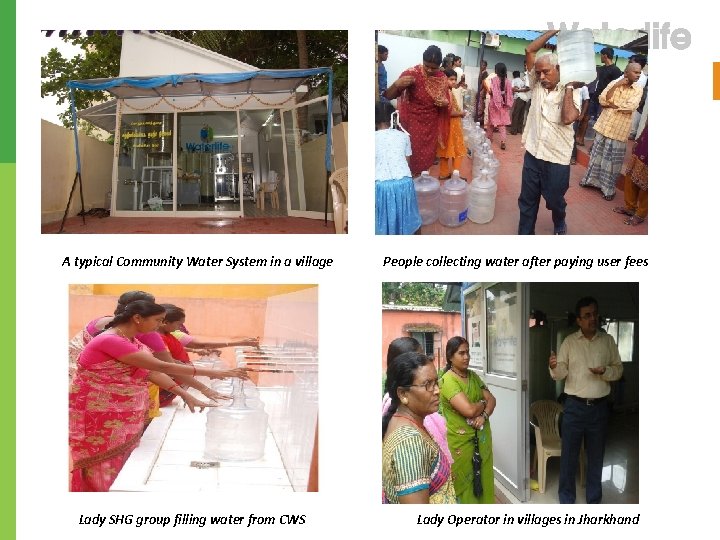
[440,336,496,503]
[382,351,455,504]
[381,337,452,462]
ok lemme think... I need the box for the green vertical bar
[0,8,15,160]
[1,4,16,540]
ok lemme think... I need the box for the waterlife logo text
[546,22,691,50]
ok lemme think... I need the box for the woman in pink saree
[384,45,450,177]
[485,63,514,150]
[68,290,155,382]
[69,300,248,492]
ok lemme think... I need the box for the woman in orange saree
[436,69,467,179]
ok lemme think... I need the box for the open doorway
[381,282,639,504]
[524,282,639,504]
[461,282,639,503]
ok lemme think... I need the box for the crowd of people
[375,32,648,234]
[376,45,467,235]
[68,290,259,491]
[381,336,496,504]
[381,295,624,504]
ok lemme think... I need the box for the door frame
[279,95,333,220]
[112,108,246,218]
[463,282,530,502]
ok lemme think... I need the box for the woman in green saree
[440,336,496,503]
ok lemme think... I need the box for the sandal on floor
[624,215,645,226]
[602,193,616,201]
[570,158,576,165]
[501,142,506,150]
[612,206,634,216]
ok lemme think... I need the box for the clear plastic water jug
[414,171,440,225]
[557,30,597,86]
[465,122,486,157]
[468,169,497,224]
[463,90,475,115]
[233,379,264,410]
[204,379,268,461]
[193,353,222,388]
[485,150,500,182]
[462,115,475,141]
[439,170,469,227]
[473,123,487,148]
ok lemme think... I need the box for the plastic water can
[557,30,597,86]
[414,171,440,225]
[439,170,469,227]
[204,379,268,461]
[485,150,500,182]
[468,169,497,224]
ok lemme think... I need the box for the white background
[19,4,718,538]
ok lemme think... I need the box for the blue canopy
[68,68,335,173]
[487,31,635,59]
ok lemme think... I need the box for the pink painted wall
[381,309,462,372]
[69,294,266,344]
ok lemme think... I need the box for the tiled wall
[257,287,318,491]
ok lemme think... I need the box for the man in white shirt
[571,84,590,164]
[509,70,530,135]
[549,296,623,504]
[518,30,582,235]
[453,55,464,83]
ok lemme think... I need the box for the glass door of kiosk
[463,282,530,502]
[213,153,239,202]
[116,112,174,211]
[279,96,331,220]
[176,110,240,213]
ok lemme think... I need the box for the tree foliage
[382,283,447,307]
[40,30,348,128]
[41,33,123,128]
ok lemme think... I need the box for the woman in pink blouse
[69,300,248,492]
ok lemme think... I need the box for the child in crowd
[375,101,422,235]
[436,69,467,179]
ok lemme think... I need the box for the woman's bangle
[167,383,181,393]
[482,411,489,420]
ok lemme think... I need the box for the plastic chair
[529,400,585,494]
[329,167,348,234]
[258,170,280,210]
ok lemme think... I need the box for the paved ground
[42,215,334,234]
[421,130,647,235]
[42,130,645,236]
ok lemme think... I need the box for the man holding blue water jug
[518,29,584,235]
